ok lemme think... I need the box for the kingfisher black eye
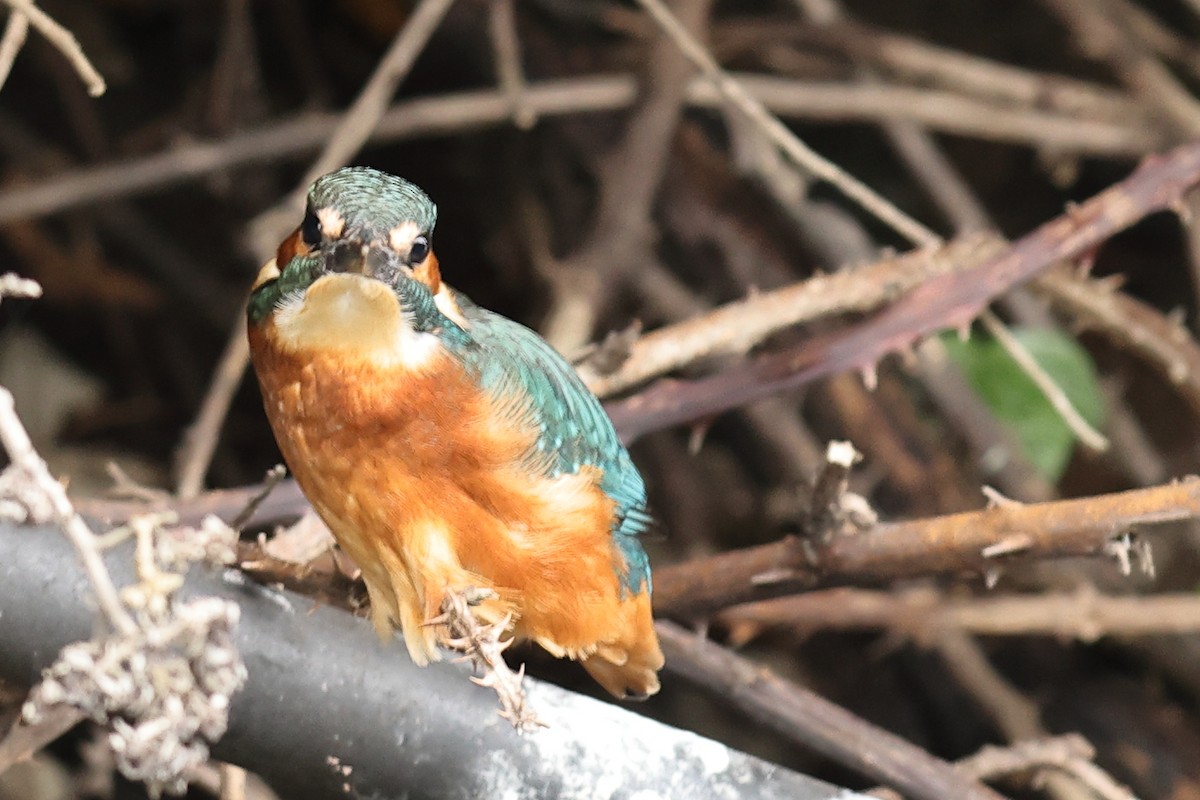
[300,209,323,247]
[409,235,430,264]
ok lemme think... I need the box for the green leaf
[942,327,1106,482]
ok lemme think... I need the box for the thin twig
[0,75,1157,225]
[935,630,1098,800]
[174,317,249,500]
[2,0,104,95]
[721,587,1200,641]
[230,464,287,531]
[0,704,86,774]
[543,0,712,353]
[697,76,1157,156]
[488,0,535,129]
[868,736,1137,800]
[978,309,1109,451]
[183,0,461,493]
[250,0,459,258]
[219,763,248,800]
[0,9,28,92]
[0,386,137,635]
[1037,270,1200,418]
[1042,0,1200,138]
[634,0,936,247]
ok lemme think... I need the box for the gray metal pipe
[0,522,863,800]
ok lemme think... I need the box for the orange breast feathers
[247,287,662,699]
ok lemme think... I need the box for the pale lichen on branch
[0,275,247,797]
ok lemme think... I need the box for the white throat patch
[272,274,441,371]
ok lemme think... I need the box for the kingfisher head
[285,167,437,285]
[248,168,470,361]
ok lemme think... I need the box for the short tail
[580,591,664,700]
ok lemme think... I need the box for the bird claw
[437,586,541,732]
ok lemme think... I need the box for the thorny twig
[430,588,545,732]
[605,140,1200,442]
[654,477,1199,618]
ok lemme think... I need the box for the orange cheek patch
[412,253,441,293]
[275,227,312,268]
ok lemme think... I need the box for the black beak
[324,238,403,284]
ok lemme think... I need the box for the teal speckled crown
[309,167,438,239]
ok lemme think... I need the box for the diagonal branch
[654,477,1200,618]
[605,141,1200,442]
[657,621,1007,800]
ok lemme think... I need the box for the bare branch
[0,9,28,92]
[634,0,937,247]
[2,0,104,95]
[655,478,1200,618]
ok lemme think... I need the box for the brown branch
[488,0,534,129]
[869,735,1137,800]
[1041,0,1200,139]
[74,477,308,532]
[653,477,1200,618]
[694,76,1159,157]
[637,0,937,247]
[0,704,85,775]
[174,317,249,500]
[656,621,1008,800]
[248,0,458,260]
[716,17,1147,124]
[1036,269,1200,417]
[0,9,28,92]
[721,587,1200,642]
[0,74,1157,226]
[577,233,1004,396]
[605,141,1200,441]
[542,0,712,352]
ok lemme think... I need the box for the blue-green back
[450,295,652,595]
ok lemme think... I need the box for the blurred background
[4,0,1200,798]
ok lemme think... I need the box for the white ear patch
[388,221,422,256]
[433,285,470,330]
[317,207,345,239]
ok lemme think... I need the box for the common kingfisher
[246,167,664,699]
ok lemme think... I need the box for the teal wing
[452,296,652,594]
